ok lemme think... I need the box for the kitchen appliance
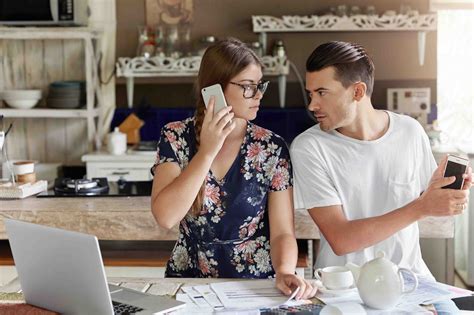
[0,0,88,26]
[387,87,431,125]
[37,178,152,197]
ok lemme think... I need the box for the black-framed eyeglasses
[229,81,269,99]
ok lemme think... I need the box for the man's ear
[353,82,367,101]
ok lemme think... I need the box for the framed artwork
[146,0,194,26]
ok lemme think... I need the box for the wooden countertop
[0,196,454,240]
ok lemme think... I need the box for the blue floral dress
[153,117,293,278]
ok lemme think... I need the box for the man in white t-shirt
[291,41,471,311]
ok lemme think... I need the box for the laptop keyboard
[112,300,144,314]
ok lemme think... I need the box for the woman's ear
[353,82,367,101]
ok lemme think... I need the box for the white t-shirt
[291,111,437,277]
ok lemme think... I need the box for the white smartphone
[442,154,469,189]
[201,84,228,115]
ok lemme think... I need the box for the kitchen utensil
[1,89,42,99]
[1,89,42,109]
[47,97,81,109]
[345,251,418,310]
[17,172,36,183]
[13,161,35,175]
[107,127,127,155]
[315,266,354,290]
[3,98,40,109]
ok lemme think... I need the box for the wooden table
[0,277,437,314]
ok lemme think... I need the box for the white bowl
[1,89,42,99]
[3,97,40,109]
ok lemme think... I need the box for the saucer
[315,281,357,295]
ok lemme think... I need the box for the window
[437,9,474,151]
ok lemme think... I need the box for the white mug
[315,266,354,290]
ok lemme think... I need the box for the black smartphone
[442,155,469,189]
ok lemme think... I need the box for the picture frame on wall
[146,0,194,26]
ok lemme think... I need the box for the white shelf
[0,27,101,40]
[252,13,437,67]
[252,14,437,32]
[0,108,99,118]
[116,55,289,108]
[116,55,289,78]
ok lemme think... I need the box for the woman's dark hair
[191,37,262,215]
[306,41,375,96]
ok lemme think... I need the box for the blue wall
[111,107,315,144]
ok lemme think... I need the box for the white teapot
[345,251,418,310]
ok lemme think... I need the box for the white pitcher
[345,251,418,310]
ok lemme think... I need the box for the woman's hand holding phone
[198,96,235,159]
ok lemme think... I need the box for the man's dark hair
[306,41,375,96]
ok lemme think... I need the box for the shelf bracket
[126,77,134,108]
[418,31,427,66]
[259,32,267,55]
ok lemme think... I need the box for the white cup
[315,266,354,290]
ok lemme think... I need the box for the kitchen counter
[0,196,454,240]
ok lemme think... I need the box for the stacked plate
[0,90,42,109]
[47,81,86,109]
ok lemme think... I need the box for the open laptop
[4,219,186,315]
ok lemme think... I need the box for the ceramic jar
[107,127,127,155]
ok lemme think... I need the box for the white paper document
[397,275,473,307]
[210,279,298,309]
[193,284,225,309]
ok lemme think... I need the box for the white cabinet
[82,151,155,181]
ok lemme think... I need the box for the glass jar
[136,26,155,57]
[272,40,286,58]
[197,36,217,56]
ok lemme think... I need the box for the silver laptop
[4,219,186,315]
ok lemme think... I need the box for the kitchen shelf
[116,55,289,108]
[252,14,437,32]
[0,26,100,40]
[252,13,437,66]
[0,108,99,118]
[0,27,103,149]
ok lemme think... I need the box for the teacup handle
[314,268,323,281]
[398,268,418,294]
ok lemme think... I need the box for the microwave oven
[0,0,88,26]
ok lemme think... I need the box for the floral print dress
[152,117,293,278]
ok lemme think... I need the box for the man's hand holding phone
[419,155,471,217]
[198,96,235,159]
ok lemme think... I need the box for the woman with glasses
[151,38,316,299]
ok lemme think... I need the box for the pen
[288,286,300,301]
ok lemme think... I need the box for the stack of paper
[177,279,307,313]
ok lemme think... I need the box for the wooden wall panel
[44,40,67,163]
[63,39,87,165]
[24,40,47,162]
[3,40,27,160]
